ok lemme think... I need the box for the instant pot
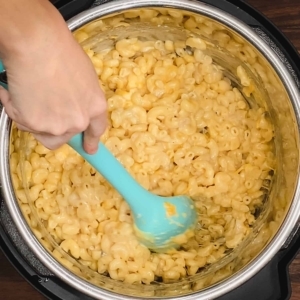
[1,0,300,300]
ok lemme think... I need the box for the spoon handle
[68,134,149,212]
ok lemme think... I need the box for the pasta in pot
[10,8,276,286]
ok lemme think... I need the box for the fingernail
[84,144,98,154]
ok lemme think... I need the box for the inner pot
[1,0,300,299]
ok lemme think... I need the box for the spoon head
[133,195,197,252]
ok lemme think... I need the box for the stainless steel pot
[1,0,300,299]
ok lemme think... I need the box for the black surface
[0,0,300,299]
[0,217,93,300]
[50,0,95,20]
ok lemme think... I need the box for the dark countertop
[1,0,300,299]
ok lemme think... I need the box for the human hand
[0,0,107,154]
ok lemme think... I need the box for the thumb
[0,86,14,119]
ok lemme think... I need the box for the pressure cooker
[1,0,300,300]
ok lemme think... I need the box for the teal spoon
[68,135,197,251]
[0,63,197,252]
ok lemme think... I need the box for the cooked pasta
[10,8,276,285]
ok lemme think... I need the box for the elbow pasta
[10,8,278,286]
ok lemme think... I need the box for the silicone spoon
[68,135,197,251]
[0,63,197,252]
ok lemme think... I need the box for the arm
[0,0,107,154]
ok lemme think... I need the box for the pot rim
[1,0,300,299]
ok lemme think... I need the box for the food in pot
[10,8,276,286]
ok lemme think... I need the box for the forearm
[0,0,72,63]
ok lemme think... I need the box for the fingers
[83,110,107,154]
[33,132,74,150]
[0,85,14,118]
[17,108,108,153]
[15,122,31,132]
[0,85,8,102]
[15,103,108,153]
[16,122,74,150]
